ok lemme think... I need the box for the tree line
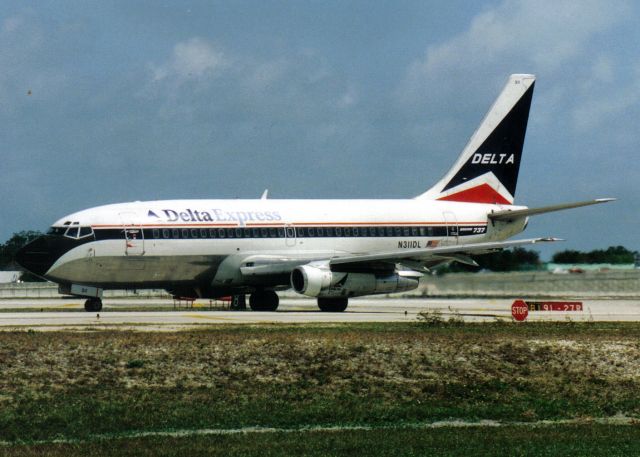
[440,245,637,274]
[0,231,44,281]
[551,246,636,265]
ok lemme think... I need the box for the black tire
[249,291,279,311]
[230,294,247,310]
[84,298,102,312]
[317,297,348,312]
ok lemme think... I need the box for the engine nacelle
[290,264,337,297]
[291,265,420,298]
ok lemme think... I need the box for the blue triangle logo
[148,210,160,218]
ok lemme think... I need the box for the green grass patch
[0,323,640,444]
[4,424,640,456]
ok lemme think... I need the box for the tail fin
[417,74,535,204]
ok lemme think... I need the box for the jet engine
[290,264,420,298]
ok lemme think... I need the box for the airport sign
[527,301,583,312]
[511,300,529,321]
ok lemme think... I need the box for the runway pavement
[0,296,639,330]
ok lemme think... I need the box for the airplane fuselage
[28,199,526,295]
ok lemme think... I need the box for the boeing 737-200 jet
[16,74,613,312]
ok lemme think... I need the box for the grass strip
[4,424,640,457]
[1,322,639,443]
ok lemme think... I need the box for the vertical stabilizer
[417,74,535,204]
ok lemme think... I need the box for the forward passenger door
[119,212,145,256]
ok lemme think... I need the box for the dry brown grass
[3,323,640,449]
[1,325,639,405]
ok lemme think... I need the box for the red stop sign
[511,300,529,322]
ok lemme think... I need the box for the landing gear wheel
[84,298,102,312]
[230,294,247,310]
[317,297,348,312]
[249,291,279,311]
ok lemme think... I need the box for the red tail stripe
[437,183,512,205]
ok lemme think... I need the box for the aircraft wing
[239,238,560,278]
[329,237,560,271]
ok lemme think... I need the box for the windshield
[53,223,96,240]
[47,227,66,236]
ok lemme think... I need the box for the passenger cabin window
[85,223,473,241]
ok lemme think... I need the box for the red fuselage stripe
[91,222,488,229]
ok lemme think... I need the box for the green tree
[438,248,541,274]
[0,231,44,281]
[476,247,540,272]
[552,246,636,264]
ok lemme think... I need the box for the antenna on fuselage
[261,189,269,200]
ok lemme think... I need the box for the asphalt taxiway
[0,297,639,330]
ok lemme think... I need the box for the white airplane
[16,74,613,312]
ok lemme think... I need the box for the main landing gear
[230,294,247,310]
[84,297,103,312]
[317,297,348,312]
[249,290,279,311]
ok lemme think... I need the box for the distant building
[0,271,23,283]
[546,263,636,273]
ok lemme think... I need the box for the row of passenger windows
[143,226,454,240]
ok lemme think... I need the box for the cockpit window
[62,225,94,239]
[79,226,93,238]
[65,227,79,238]
[47,227,66,236]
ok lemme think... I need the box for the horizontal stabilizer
[489,198,615,221]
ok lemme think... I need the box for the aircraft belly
[48,255,226,286]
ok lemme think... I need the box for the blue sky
[1,0,638,259]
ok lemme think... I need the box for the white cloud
[572,64,640,134]
[590,56,615,84]
[152,37,229,83]
[337,85,357,108]
[2,15,23,33]
[241,58,289,92]
[144,38,359,127]
[398,0,630,106]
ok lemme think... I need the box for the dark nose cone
[15,237,58,278]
